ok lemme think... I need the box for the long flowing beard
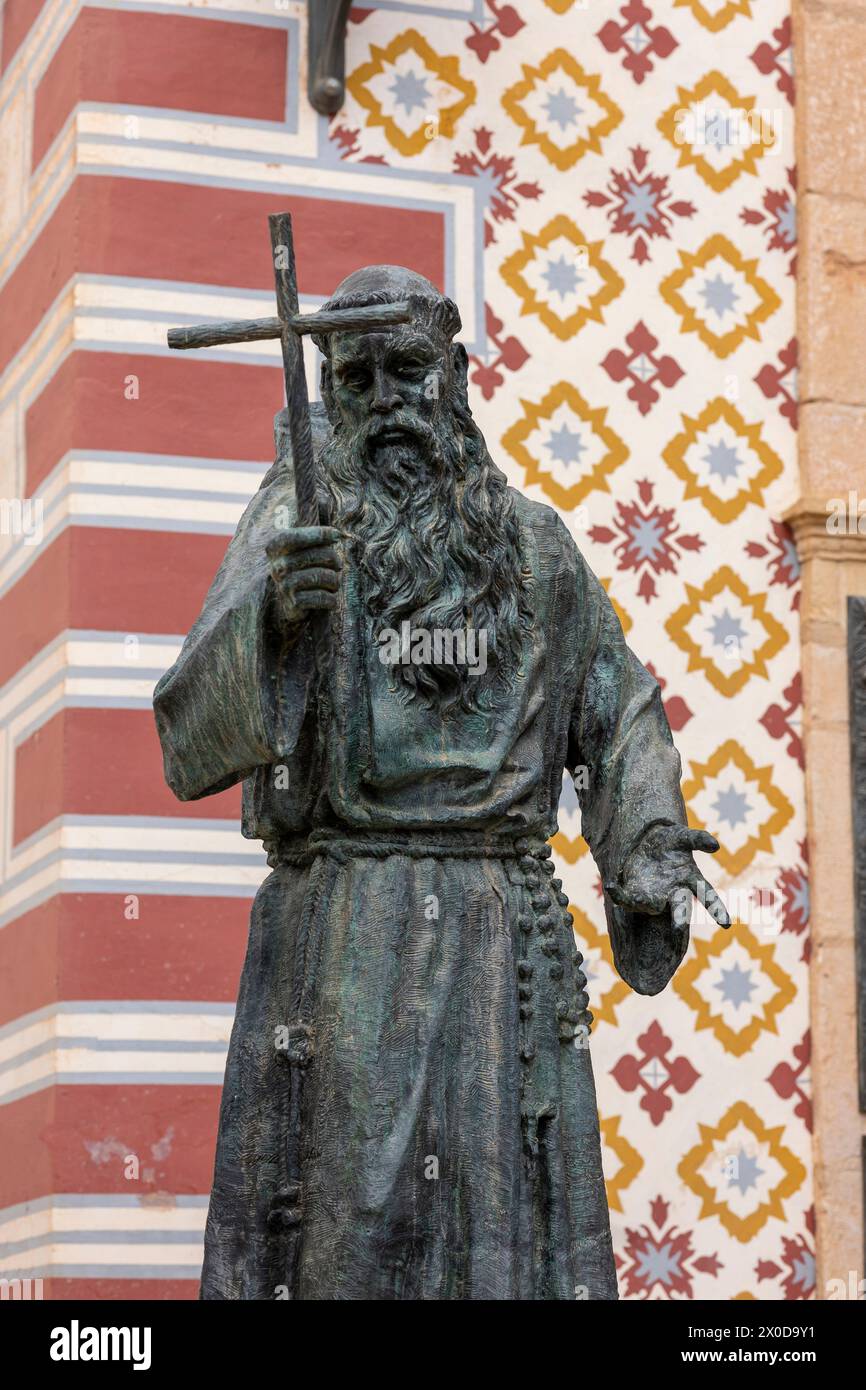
[322,409,531,713]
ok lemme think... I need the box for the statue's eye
[395,358,427,379]
[341,369,370,392]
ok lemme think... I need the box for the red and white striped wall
[0,0,466,1298]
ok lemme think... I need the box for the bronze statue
[154,219,729,1300]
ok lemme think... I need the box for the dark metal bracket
[308,0,353,116]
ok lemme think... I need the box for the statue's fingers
[603,880,630,909]
[284,545,342,572]
[267,526,343,557]
[604,880,666,915]
[292,589,338,611]
[289,567,340,594]
[669,885,692,930]
[269,554,328,583]
[693,875,731,928]
[693,830,720,854]
[667,826,720,855]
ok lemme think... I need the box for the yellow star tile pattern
[675,924,796,1057]
[665,564,788,696]
[502,50,622,170]
[346,29,476,156]
[658,72,777,191]
[501,380,629,509]
[679,1102,806,1242]
[662,398,784,522]
[336,0,806,1300]
[659,234,781,358]
[500,214,624,339]
[683,739,794,875]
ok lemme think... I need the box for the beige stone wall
[792,0,866,1297]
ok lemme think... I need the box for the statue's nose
[370,369,402,414]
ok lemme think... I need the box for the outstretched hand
[604,824,730,930]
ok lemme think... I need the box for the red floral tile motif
[465,0,524,64]
[751,16,794,106]
[602,320,684,415]
[611,1020,700,1126]
[745,519,800,609]
[755,338,798,430]
[454,127,541,246]
[619,1195,722,1298]
[329,122,388,164]
[755,1212,815,1300]
[741,167,797,276]
[645,661,693,732]
[774,839,810,963]
[768,1031,812,1132]
[468,304,529,401]
[588,478,704,603]
[760,672,803,768]
[584,146,695,264]
[597,1,677,85]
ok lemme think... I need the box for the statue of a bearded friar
[154,265,729,1301]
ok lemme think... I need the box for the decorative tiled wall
[0,0,806,1299]
[335,0,807,1299]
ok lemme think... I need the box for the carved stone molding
[783,495,866,563]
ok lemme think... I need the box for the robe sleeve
[153,414,316,802]
[562,520,690,996]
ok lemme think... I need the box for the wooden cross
[167,212,411,526]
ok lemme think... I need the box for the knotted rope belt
[266,825,591,1041]
[265,826,554,868]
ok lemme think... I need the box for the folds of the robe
[153,416,693,1299]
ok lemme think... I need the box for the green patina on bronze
[154,242,729,1300]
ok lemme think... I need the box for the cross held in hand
[166,212,411,526]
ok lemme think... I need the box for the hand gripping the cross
[266,525,346,626]
[604,824,731,931]
[167,209,408,643]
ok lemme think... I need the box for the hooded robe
[153,407,691,1301]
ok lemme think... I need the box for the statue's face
[326,324,448,447]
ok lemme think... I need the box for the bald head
[328,264,441,303]
[313,265,461,358]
